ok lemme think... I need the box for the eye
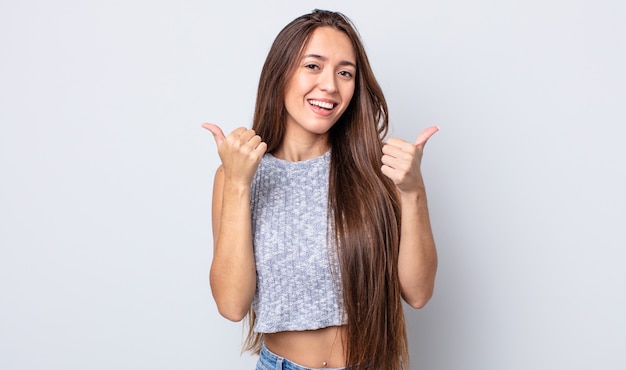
[305,63,320,70]
[338,70,354,79]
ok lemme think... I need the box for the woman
[203,9,438,370]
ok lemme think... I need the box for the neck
[272,135,330,162]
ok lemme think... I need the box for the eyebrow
[303,54,357,69]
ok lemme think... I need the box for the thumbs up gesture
[381,126,439,194]
[202,123,268,186]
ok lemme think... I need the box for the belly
[263,325,347,368]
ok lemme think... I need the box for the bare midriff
[264,325,348,368]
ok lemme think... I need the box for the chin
[309,119,340,134]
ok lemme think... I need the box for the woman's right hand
[202,123,267,186]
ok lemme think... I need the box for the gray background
[1,0,624,369]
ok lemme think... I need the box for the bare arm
[381,127,439,308]
[203,123,267,321]
[396,185,438,308]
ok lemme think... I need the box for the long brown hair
[247,10,407,369]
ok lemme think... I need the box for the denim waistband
[257,343,346,370]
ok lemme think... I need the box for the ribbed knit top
[250,150,345,333]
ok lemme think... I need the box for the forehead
[301,27,356,65]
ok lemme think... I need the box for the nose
[318,69,337,93]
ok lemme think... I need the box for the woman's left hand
[381,126,439,194]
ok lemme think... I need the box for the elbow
[217,304,248,322]
[403,288,434,309]
[210,284,251,322]
[209,272,253,322]
[406,295,431,309]
[210,286,250,322]
[400,266,437,309]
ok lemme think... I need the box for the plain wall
[1,0,624,369]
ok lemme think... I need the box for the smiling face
[282,26,357,146]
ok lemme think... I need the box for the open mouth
[308,99,335,110]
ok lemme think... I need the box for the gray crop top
[249,150,346,333]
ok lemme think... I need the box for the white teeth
[308,100,334,109]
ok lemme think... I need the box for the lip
[307,98,338,116]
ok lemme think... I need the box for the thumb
[414,126,440,148]
[201,123,226,146]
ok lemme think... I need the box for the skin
[202,26,438,368]
[383,126,439,309]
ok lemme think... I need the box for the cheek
[285,76,310,100]
[343,84,355,105]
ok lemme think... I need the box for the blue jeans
[256,343,346,370]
